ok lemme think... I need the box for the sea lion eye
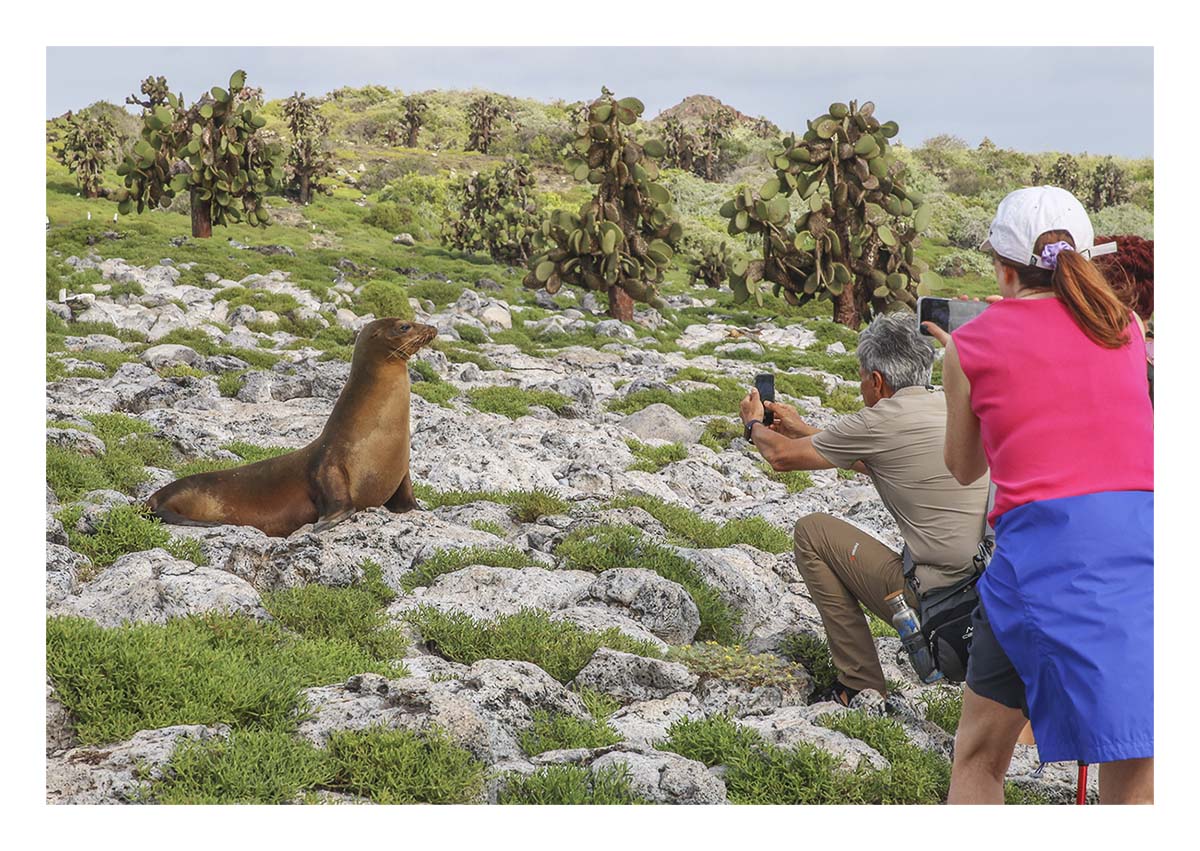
[401,324,411,331]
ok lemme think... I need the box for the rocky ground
[44,255,1091,804]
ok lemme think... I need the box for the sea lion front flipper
[312,458,355,532]
[384,472,419,513]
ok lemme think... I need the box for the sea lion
[147,317,437,537]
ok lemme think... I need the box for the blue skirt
[979,490,1154,764]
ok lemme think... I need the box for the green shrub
[825,385,864,414]
[46,614,406,744]
[555,524,740,645]
[400,545,536,592]
[519,710,622,756]
[699,417,742,452]
[607,494,790,554]
[436,344,496,371]
[498,764,645,805]
[917,687,963,735]
[606,386,740,418]
[1004,782,1056,805]
[668,642,811,692]
[408,279,463,305]
[470,520,507,538]
[354,280,415,320]
[778,632,839,697]
[468,386,571,419]
[816,711,952,804]
[414,485,569,522]
[363,202,417,234]
[454,324,488,344]
[323,726,486,804]
[761,465,815,494]
[157,364,208,380]
[262,575,407,661]
[213,287,302,314]
[56,503,205,573]
[217,371,246,397]
[173,442,291,478]
[147,729,331,804]
[934,249,993,278]
[405,606,662,683]
[624,438,688,472]
[412,381,459,406]
[46,414,176,502]
[659,715,847,804]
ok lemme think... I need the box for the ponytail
[1051,248,1130,348]
[999,229,1131,349]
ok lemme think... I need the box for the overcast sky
[46,46,1153,157]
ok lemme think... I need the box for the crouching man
[739,313,990,704]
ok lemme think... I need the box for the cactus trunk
[608,285,634,321]
[834,288,860,328]
[190,189,212,239]
[299,172,311,205]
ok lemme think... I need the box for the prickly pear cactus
[282,92,334,204]
[695,106,735,181]
[466,94,504,154]
[661,117,696,174]
[125,76,171,111]
[444,158,541,265]
[56,112,117,198]
[113,70,283,238]
[1087,157,1130,211]
[719,99,930,328]
[403,95,428,148]
[692,241,731,289]
[523,88,683,320]
[1049,154,1083,196]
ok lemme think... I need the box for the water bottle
[885,591,943,684]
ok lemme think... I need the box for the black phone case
[755,374,775,426]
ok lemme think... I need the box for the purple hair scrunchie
[1040,241,1074,269]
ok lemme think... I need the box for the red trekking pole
[1076,762,1088,804]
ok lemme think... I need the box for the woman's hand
[740,388,765,425]
[922,321,953,347]
[764,400,813,439]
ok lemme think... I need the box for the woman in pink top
[925,187,1153,804]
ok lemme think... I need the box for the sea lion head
[355,317,438,365]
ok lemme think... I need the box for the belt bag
[902,539,992,684]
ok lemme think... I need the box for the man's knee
[794,512,837,548]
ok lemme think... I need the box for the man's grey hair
[855,312,934,390]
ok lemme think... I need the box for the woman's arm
[940,339,988,485]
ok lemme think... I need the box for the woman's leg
[948,685,1029,804]
[1098,758,1153,804]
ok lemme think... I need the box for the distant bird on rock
[86,211,91,221]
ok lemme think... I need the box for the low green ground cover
[556,524,740,644]
[404,606,662,683]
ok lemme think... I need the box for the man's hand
[740,388,765,425]
[764,400,815,439]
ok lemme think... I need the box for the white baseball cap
[980,185,1118,269]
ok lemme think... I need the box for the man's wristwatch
[744,419,761,442]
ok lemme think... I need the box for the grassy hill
[46,84,1154,322]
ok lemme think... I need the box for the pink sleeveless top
[953,297,1153,524]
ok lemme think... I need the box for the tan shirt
[811,385,990,592]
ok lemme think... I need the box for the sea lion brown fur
[147,317,437,537]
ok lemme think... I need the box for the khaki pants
[793,512,918,696]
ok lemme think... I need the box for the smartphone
[917,296,991,336]
[755,373,775,426]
